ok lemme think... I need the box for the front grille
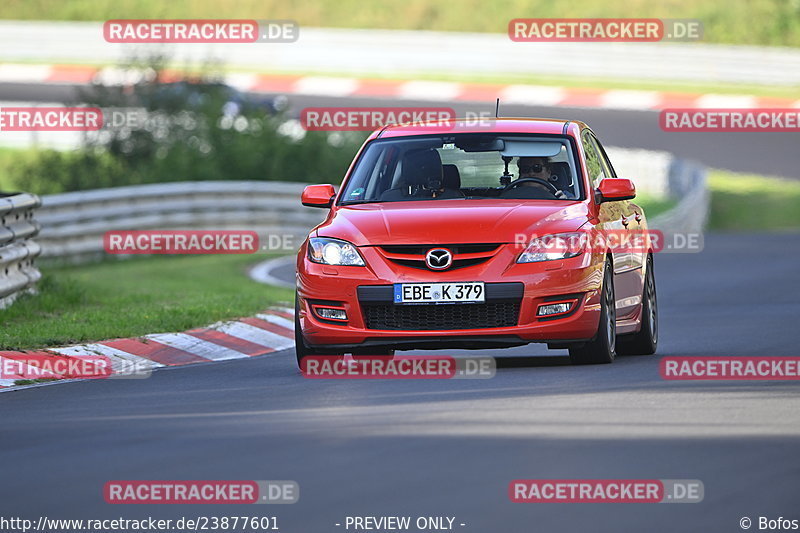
[377,243,501,271]
[389,257,488,271]
[379,244,500,255]
[362,302,520,330]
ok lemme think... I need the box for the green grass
[3,0,800,47]
[0,254,293,350]
[12,378,59,386]
[708,170,800,231]
[634,194,678,218]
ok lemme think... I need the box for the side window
[581,132,607,188]
[590,134,617,179]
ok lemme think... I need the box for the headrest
[548,162,572,187]
[442,164,461,189]
[401,149,442,186]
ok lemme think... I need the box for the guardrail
[0,192,42,308]
[35,148,707,262]
[605,147,672,197]
[36,181,326,261]
[606,147,709,241]
[649,157,709,246]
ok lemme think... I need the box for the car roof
[373,117,587,139]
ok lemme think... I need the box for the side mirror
[301,184,336,208]
[596,178,636,203]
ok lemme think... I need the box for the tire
[617,254,658,356]
[569,257,616,365]
[294,293,343,369]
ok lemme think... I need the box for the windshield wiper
[340,200,378,206]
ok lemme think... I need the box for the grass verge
[708,170,800,231]
[0,253,293,351]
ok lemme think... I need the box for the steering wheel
[503,177,560,196]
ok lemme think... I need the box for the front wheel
[569,257,616,365]
[617,254,658,355]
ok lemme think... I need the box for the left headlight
[308,237,366,266]
[517,232,586,263]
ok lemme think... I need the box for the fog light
[537,302,572,317]
[315,307,347,321]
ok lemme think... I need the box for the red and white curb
[1,63,798,111]
[0,308,295,392]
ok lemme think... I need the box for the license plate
[393,282,485,304]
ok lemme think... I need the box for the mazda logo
[425,248,453,270]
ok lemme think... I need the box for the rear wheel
[294,294,344,370]
[569,257,616,365]
[617,254,658,355]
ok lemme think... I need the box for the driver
[510,157,565,198]
[517,157,552,187]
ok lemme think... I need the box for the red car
[295,118,658,367]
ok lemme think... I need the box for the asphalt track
[2,233,799,532]
[1,82,799,178]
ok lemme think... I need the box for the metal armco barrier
[606,147,708,239]
[650,157,709,241]
[0,192,42,308]
[36,181,327,261]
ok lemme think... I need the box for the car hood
[316,199,590,246]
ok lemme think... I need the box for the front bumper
[296,243,605,351]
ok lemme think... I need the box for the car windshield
[339,134,582,205]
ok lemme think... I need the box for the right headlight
[517,232,586,263]
[308,237,366,266]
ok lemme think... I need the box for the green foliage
[10,57,367,194]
